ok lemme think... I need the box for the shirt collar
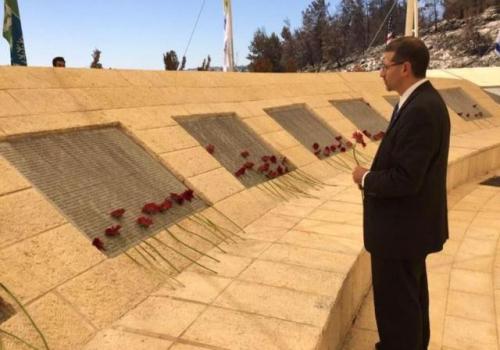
[397,78,428,110]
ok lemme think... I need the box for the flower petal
[110,208,125,218]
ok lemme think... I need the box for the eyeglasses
[380,61,404,71]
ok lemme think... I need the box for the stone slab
[182,307,321,350]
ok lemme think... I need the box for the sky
[0,0,340,70]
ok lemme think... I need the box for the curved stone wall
[0,67,498,349]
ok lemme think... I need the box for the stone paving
[342,169,500,350]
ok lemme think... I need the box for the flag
[3,0,26,65]
[495,30,500,57]
[386,14,394,44]
[223,0,234,72]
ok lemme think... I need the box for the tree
[247,28,283,72]
[300,0,331,67]
[443,0,496,19]
[322,14,349,68]
[422,0,443,32]
[280,20,298,72]
[179,56,186,70]
[197,55,211,71]
[90,49,103,69]
[163,50,179,70]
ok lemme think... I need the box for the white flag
[223,0,234,72]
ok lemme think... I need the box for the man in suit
[352,37,450,350]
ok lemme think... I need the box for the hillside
[336,6,500,72]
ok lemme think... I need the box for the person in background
[52,56,65,67]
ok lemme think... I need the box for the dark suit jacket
[363,81,450,259]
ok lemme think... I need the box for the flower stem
[133,246,177,280]
[186,217,235,243]
[0,283,50,350]
[277,177,317,199]
[272,179,301,199]
[142,240,181,273]
[175,223,226,253]
[165,230,220,263]
[0,329,41,350]
[257,183,281,201]
[160,232,219,274]
[194,214,245,242]
[352,145,360,166]
[287,172,320,188]
[263,181,289,201]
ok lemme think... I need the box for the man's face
[379,51,403,92]
[55,60,65,67]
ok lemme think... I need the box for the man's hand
[352,166,368,185]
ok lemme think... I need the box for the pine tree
[163,50,179,70]
[247,28,283,72]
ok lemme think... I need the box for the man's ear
[402,61,412,77]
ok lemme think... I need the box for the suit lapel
[385,81,431,134]
[372,81,433,170]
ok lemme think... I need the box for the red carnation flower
[270,155,277,163]
[330,145,337,152]
[258,163,270,172]
[261,155,270,162]
[312,143,320,150]
[340,147,346,152]
[92,237,106,251]
[170,193,184,205]
[352,131,366,148]
[362,130,372,138]
[234,167,246,177]
[335,136,342,141]
[142,202,160,215]
[205,144,215,154]
[182,189,194,201]
[159,199,173,212]
[267,171,277,179]
[170,192,184,205]
[345,141,353,147]
[110,208,125,219]
[314,150,321,158]
[323,147,331,156]
[277,166,284,175]
[244,161,255,169]
[137,216,153,228]
[240,150,250,158]
[105,225,121,237]
[372,131,385,141]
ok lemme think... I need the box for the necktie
[388,103,399,129]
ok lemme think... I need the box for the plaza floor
[343,169,500,350]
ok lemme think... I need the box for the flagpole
[405,0,414,36]
[413,0,419,38]
[223,0,235,72]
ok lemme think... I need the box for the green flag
[3,0,27,65]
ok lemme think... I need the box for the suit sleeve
[364,106,439,198]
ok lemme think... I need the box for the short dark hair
[385,37,429,78]
[52,56,65,67]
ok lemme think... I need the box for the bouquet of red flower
[351,131,367,166]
